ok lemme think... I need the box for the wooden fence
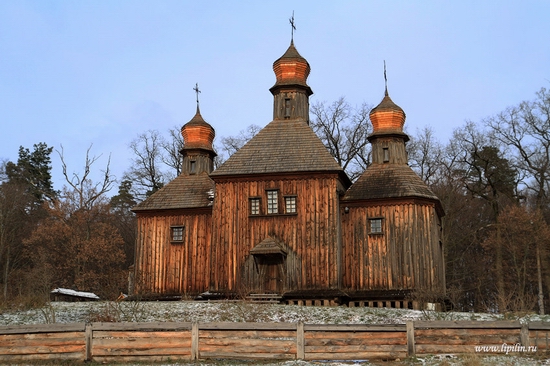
[1,320,549,362]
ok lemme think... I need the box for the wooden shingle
[132,172,214,211]
[211,119,344,177]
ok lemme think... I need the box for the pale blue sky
[1,1,549,190]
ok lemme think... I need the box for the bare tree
[310,97,372,180]
[58,145,115,211]
[162,126,184,179]
[125,130,167,200]
[407,126,444,185]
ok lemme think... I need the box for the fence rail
[1,320,549,362]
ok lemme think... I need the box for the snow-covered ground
[1,301,550,365]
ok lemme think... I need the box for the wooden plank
[297,322,304,360]
[92,347,191,357]
[305,351,406,360]
[415,328,520,337]
[0,352,84,361]
[305,331,405,340]
[0,331,84,342]
[414,320,521,329]
[93,337,191,349]
[306,337,406,346]
[199,338,295,349]
[0,323,85,335]
[416,344,509,354]
[92,322,192,331]
[199,330,295,338]
[414,335,520,345]
[0,337,85,348]
[93,355,189,363]
[306,344,406,353]
[305,324,406,332]
[529,322,550,331]
[0,344,85,355]
[199,351,295,360]
[94,330,191,339]
[199,322,296,331]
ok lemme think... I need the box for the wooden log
[415,328,520,337]
[92,355,189,363]
[306,337,406,346]
[414,335,520,345]
[93,330,191,339]
[92,347,191,357]
[0,323,85,335]
[92,322,192,331]
[305,351,406,360]
[199,351,295,360]
[305,331,406,340]
[528,322,550,331]
[305,324,406,332]
[0,344,85,355]
[414,320,521,329]
[93,337,191,349]
[199,330,295,338]
[0,352,84,361]
[85,323,92,362]
[0,337,85,348]
[306,344,406,353]
[199,322,296,330]
[191,322,199,360]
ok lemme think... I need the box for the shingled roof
[210,119,346,177]
[343,163,439,202]
[132,172,214,211]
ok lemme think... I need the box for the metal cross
[193,83,201,106]
[289,11,296,41]
[384,60,388,94]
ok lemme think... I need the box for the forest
[1,86,549,314]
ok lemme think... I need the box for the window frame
[368,218,384,235]
[266,190,279,214]
[249,197,261,215]
[170,225,185,243]
[284,195,297,214]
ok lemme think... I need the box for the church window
[383,148,390,163]
[267,190,278,214]
[250,198,261,215]
[171,226,185,243]
[285,196,297,213]
[190,160,197,174]
[369,218,383,234]
[284,98,291,118]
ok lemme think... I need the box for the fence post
[296,322,305,360]
[191,322,199,360]
[85,323,93,362]
[406,321,415,357]
[520,323,530,348]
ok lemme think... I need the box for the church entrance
[249,237,287,294]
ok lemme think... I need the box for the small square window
[285,196,296,213]
[250,198,261,215]
[267,190,278,214]
[190,160,197,174]
[171,226,184,242]
[369,219,383,234]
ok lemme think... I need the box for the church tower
[269,41,313,122]
[180,88,216,175]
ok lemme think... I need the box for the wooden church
[132,38,445,307]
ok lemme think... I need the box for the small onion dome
[181,106,215,151]
[271,41,312,93]
[370,89,406,134]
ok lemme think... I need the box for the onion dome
[270,41,312,95]
[369,89,406,134]
[181,106,215,151]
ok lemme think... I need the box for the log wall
[341,200,444,293]
[134,210,212,295]
[1,320,547,363]
[211,174,343,293]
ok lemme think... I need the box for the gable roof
[343,163,440,202]
[132,172,214,211]
[211,119,346,177]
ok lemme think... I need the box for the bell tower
[180,84,216,175]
